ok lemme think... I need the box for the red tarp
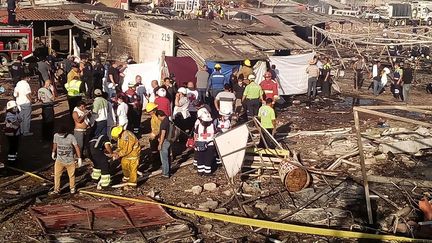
[165,56,198,87]
[30,198,174,232]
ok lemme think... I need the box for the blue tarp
[205,61,240,81]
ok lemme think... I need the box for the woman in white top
[116,94,128,130]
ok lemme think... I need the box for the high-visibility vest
[65,79,82,97]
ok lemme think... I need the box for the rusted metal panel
[30,198,174,232]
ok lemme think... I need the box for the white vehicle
[412,1,432,25]
[332,9,361,18]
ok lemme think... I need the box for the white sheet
[269,53,315,96]
[122,61,161,94]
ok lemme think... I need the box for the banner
[269,53,315,96]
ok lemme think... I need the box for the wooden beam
[354,110,374,224]
[368,175,432,188]
[358,105,432,111]
[353,107,432,128]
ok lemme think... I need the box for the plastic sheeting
[165,56,198,87]
[253,60,268,85]
[269,53,315,96]
[122,61,161,94]
[205,61,240,83]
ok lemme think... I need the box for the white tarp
[269,52,315,96]
[122,61,161,94]
[215,124,249,178]
[253,60,267,84]
[72,37,81,62]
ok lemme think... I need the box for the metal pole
[69,28,73,56]
[44,22,47,37]
[353,110,374,225]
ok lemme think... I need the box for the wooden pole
[354,106,432,128]
[354,110,374,225]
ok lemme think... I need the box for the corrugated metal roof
[0,7,93,21]
[145,19,312,62]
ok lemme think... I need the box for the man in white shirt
[214,83,236,116]
[13,76,33,136]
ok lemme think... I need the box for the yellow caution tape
[6,166,53,184]
[79,190,432,242]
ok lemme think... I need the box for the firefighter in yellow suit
[111,126,141,189]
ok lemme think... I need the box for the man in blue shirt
[207,64,228,98]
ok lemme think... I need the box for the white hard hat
[6,100,17,110]
[247,74,256,80]
[178,87,187,95]
[157,88,167,97]
[384,67,391,74]
[200,112,213,122]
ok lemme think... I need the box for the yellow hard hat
[145,102,158,112]
[214,63,222,69]
[244,59,251,67]
[111,126,123,140]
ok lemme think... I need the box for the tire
[401,19,406,26]
[394,20,399,26]
[0,53,10,65]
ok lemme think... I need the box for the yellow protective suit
[116,130,141,186]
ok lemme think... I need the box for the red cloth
[260,79,278,101]
[165,57,198,87]
[155,97,171,117]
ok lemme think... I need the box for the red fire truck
[0,26,33,64]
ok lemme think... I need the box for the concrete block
[379,138,432,154]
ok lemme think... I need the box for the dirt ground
[0,70,432,242]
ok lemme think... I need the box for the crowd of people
[3,51,418,194]
[3,56,281,193]
[305,55,413,103]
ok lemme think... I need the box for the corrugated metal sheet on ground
[29,198,174,231]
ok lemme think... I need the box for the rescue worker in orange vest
[260,71,279,104]
[111,126,141,190]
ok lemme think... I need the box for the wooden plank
[354,110,374,224]
[0,163,54,188]
[368,175,432,188]
[244,155,283,163]
[359,105,432,111]
[353,107,432,128]
[246,148,290,157]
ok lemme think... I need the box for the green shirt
[243,82,263,99]
[258,105,275,129]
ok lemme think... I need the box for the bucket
[278,160,310,192]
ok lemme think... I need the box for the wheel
[0,53,10,65]
[401,19,406,26]
[394,20,399,26]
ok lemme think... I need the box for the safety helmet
[178,87,187,95]
[6,100,17,110]
[264,72,272,78]
[157,88,167,97]
[199,112,213,122]
[248,74,256,81]
[214,63,222,69]
[111,126,123,140]
[128,81,136,87]
[244,59,251,67]
[145,102,158,112]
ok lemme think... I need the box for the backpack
[167,121,181,143]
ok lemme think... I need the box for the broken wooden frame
[214,118,333,222]
[353,105,432,224]
[311,25,432,70]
